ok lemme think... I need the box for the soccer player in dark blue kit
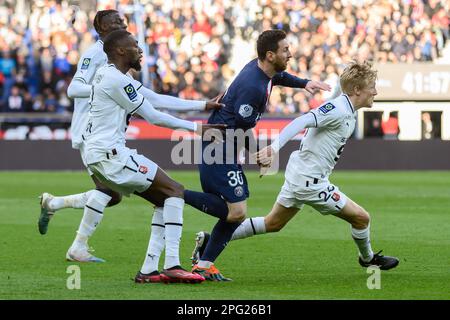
[184,29,331,281]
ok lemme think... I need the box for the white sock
[72,190,111,249]
[231,217,266,241]
[198,260,213,269]
[48,190,95,211]
[162,197,184,269]
[140,207,165,274]
[351,225,374,262]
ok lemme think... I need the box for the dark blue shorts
[199,162,250,203]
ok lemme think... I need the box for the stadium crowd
[0,0,448,115]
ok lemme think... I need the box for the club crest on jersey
[124,83,137,101]
[238,104,253,118]
[139,165,148,174]
[234,186,244,197]
[81,58,91,70]
[319,103,336,115]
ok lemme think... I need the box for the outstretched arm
[257,112,316,166]
[138,86,224,112]
[135,99,226,136]
[135,99,198,131]
[67,78,92,98]
[273,72,331,94]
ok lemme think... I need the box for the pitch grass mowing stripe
[0,171,449,299]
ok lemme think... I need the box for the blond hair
[340,61,377,95]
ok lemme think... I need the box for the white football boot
[66,245,105,263]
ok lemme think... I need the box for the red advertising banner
[126,118,300,140]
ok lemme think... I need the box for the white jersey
[286,94,356,181]
[70,40,107,149]
[84,64,145,165]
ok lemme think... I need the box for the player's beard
[131,58,142,71]
[273,59,287,73]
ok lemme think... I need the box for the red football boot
[161,266,205,283]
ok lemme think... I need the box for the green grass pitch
[0,170,449,300]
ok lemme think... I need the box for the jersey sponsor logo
[238,104,253,118]
[234,186,244,197]
[81,58,91,70]
[124,83,138,101]
[318,103,336,115]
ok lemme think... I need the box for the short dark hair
[93,10,118,34]
[103,29,132,57]
[256,29,287,61]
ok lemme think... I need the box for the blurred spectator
[366,118,383,138]
[421,112,435,140]
[382,111,400,140]
[6,86,23,112]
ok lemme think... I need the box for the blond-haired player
[195,61,399,271]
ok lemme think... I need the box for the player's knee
[107,192,122,207]
[265,217,285,232]
[96,188,121,207]
[355,208,370,229]
[227,208,246,223]
[163,181,185,199]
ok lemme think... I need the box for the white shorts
[88,151,158,196]
[78,142,93,176]
[276,177,347,215]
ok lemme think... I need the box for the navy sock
[184,190,228,220]
[200,219,241,263]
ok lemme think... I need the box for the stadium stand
[0,0,448,116]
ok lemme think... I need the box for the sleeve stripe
[73,77,87,84]
[130,97,145,114]
[136,84,143,91]
[311,112,318,127]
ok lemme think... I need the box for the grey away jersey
[286,94,356,181]
[83,64,145,165]
[70,40,107,149]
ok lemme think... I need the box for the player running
[183,29,331,280]
[194,61,399,274]
[81,29,226,283]
[38,10,222,265]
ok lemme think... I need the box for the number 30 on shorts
[227,170,244,187]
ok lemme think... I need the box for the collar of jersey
[342,94,355,113]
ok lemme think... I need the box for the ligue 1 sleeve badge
[124,83,138,101]
[319,103,336,115]
[81,58,91,70]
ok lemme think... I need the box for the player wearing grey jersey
[84,29,226,283]
[38,10,223,266]
[195,61,399,272]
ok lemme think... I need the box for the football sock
[141,207,165,274]
[200,219,241,263]
[72,190,110,248]
[351,225,374,262]
[231,217,266,240]
[163,197,184,269]
[184,190,228,220]
[48,190,95,211]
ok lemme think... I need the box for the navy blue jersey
[208,58,309,130]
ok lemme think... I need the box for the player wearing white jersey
[38,10,223,266]
[194,61,399,272]
[82,29,226,283]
